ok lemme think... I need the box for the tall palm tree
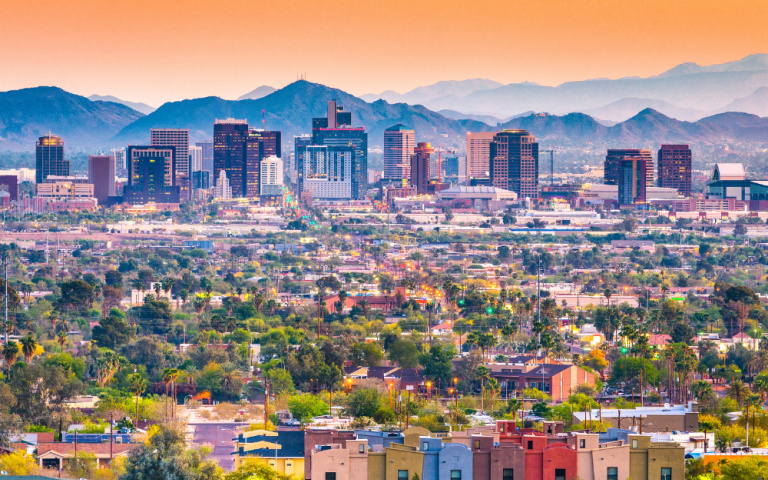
[487,378,501,412]
[475,365,491,413]
[19,334,40,364]
[603,288,613,307]
[254,293,265,314]
[2,340,20,378]
[56,331,68,353]
[727,379,751,407]
[129,374,147,423]
[220,363,244,394]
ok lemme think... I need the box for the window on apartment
[531,382,537,389]
[326,473,337,480]
[474,440,480,449]
[632,439,638,449]
[423,442,429,451]
[547,425,552,434]
[451,471,461,480]
[555,469,566,480]
[661,468,672,480]
[359,444,365,454]
[580,439,586,449]
[527,441,534,450]
[398,471,409,480]
[608,467,618,480]
[452,456,459,462]
[503,469,514,480]
[287,463,292,467]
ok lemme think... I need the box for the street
[190,423,241,471]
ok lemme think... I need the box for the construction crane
[541,149,555,185]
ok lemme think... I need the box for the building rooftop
[385,123,414,132]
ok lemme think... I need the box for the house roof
[648,334,672,346]
[37,442,140,458]
[238,430,304,458]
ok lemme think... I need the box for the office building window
[661,468,672,480]
[503,469,514,480]
[359,444,365,453]
[632,439,638,449]
[398,471,408,480]
[580,439,586,448]
[451,471,461,480]
[555,469,566,480]
[608,467,618,480]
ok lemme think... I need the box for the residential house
[235,429,305,476]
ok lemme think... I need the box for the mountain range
[4,53,768,152]
[0,87,144,151]
[361,79,504,105]
[88,94,155,115]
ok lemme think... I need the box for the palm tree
[220,363,244,394]
[359,299,371,319]
[162,368,179,421]
[129,374,147,423]
[475,365,491,413]
[690,380,714,407]
[2,340,20,378]
[19,334,40,364]
[487,378,501,412]
[505,398,523,423]
[56,331,68,353]
[603,288,612,307]
[727,379,751,406]
[254,293,265,314]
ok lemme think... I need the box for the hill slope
[113,80,486,147]
[88,94,155,115]
[581,98,708,122]
[361,79,503,104]
[0,87,144,151]
[237,86,276,101]
[716,87,768,117]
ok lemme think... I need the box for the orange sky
[2,0,767,107]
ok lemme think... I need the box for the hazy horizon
[2,0,768,106]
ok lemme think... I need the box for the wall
[368,452,385,480]
[312,447,350,480]
[305,430,356,479]
[385,444,423,480]
[439,443,472,480]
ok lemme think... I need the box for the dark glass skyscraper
[124,146,180,204]
[36,134,69,184]
[213,120,248,197]
[410,142,433,194]
[311,101,367,200]
[604,149,654,187]
[657,144,692,197]
[246,130,282,198]
[489,129,539,200]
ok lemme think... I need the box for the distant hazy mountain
[0,87,144,151]
[581,98,709,122]
[361,79,503,105]
[237,86,276,101]
[112,80,487,147]
[655,53,768,78]
[420,55,768,117]
[716,87,768,117]
[501,108,768,145]
[88,94,155,115]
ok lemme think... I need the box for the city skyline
[2,0,768,106]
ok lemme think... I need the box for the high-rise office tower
[111,148,127,174]
[0,176,18,201]
[311,101,367,200]
[189,145,203,173]
[246,130,281,198]
[297,145,354,200]
[88,155,116,204]
[36,134,69,183]
[467,132,497,178]
[384,124,415,181]
[618,158,647,204]
[657,144,692,197]
[292,134,312,187]
[489,129,539,200]
[195,141,214,173]
[151,129,189,178]
[260,156,284,196]
[410,142,433,194]
[213,119,249,197]
[192,171,210,189]
[124,146,180,204]
[605,149,654,187]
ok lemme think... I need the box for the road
[190,423,240,471]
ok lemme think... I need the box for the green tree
[419,345,455,389]
[92,314,135,349]
[349,342,384,367]
[345,388,383,418]
[287,393,329,421]
[56,279,95,313]
[265,368,295,396]
[387,340,420,368]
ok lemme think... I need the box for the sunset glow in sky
[2,0,767,106]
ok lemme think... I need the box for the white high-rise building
[189,145,203,172]
[214,173,232,200]
[260,155,283,196]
